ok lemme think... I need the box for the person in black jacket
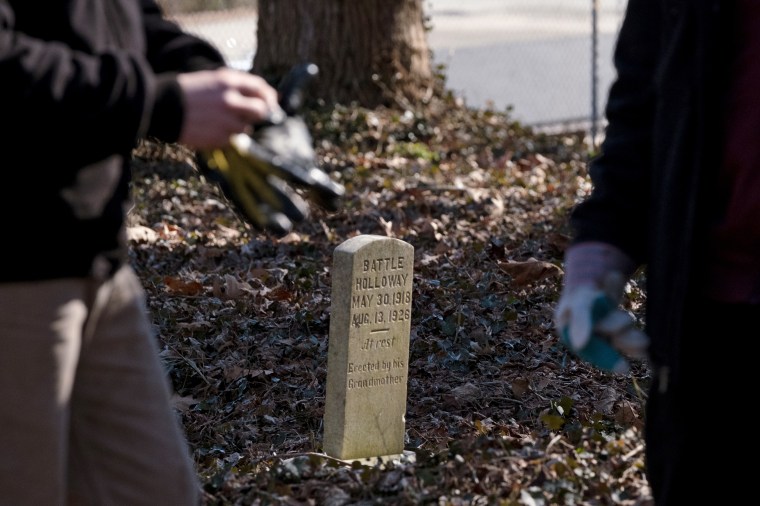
[554,0,759,504]
[0,1,283,504]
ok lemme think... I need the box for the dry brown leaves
[128,97,652,505]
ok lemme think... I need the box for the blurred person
[0,1,283,504]
[553,1,758,504]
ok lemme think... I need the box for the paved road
[174,1,626,128]
[425,0,625,127]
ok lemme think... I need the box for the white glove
[554,243,649,374]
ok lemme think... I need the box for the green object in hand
[554,275,649,375]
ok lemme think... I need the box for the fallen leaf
[212,274,247,299]
[594,387,618,415]
[171,394,198,413]
[511,377,531,398]
[163,276,203,296]
[126,225,158,244]
[614,401,643,429]
[497,258,562,287]
[451,382,481,400]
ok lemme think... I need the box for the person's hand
[554,242,649,374]
[177,68,284,149]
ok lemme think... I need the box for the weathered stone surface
[323,235,414,460]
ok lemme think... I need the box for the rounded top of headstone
[335,235,414,255]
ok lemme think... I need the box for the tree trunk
[253,0,438,109]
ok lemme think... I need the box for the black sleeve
[139,0,229,141]
[140,0,227,73]
[0,1,232,159]
[569,0,661,264]
[0,3,158,163]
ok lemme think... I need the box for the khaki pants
[0,266,200,506]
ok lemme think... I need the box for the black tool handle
[277,63,319,115]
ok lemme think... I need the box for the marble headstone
[323,235,414,460]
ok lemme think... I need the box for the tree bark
[253,0,438,109]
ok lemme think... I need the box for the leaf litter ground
[128,96,652,505]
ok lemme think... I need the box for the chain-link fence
[157,0,627,133]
